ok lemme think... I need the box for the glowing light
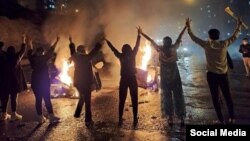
[140,41,153,83]
[59,60,74,86]
[140,41,152,71]
[185,0,195,5]
[95,61,104,69]
[75,9,79,13]
[147,74,153,82]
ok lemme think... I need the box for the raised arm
[69,35,76,55]
[186,18,207,48]
[173,26,187,50]
[87,42,103,59]
[17,34,27,59]
[223,18,242,47]
[50,36,60,49]
[26,37,35,58]
[140,29,160,52]
[44,36,60,60]
[106,39,121,58]
[133,27,142,55]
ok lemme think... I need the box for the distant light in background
[183,48,188,51]
[156,39,162,43]
[75,9,79,13]
[185,0,196,5]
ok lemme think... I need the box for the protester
[140,25,187,126]
[105,28,141,127]
[0,41,6,118]
[239,38,250,77]
[0,35,27,121]
[69,36,103,127]
[27,36,60,124]
[186,18,243,124]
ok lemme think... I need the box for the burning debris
[51,58,103,99]
[51,59,79,98]
[136,41,159,91]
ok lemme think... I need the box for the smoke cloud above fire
[38,0,184,76]
[41,0,185,78]
[0,0,211,78]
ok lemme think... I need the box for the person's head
[0,41,4,50]
[77,45,87,54]
[35,47,45,56]
[163,36,172,49]
[242,38,249,45]
[208,29,220,40]
[122,44,132,54]
[6,46,15,55]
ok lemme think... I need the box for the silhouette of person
[140,25,187,126]
[1,34,27,121]
[105,28,141,127]
[27,36,60,124]
[69,36,103,127]
[186,18,243,124]
[239,38,250,77]
[0,41,6,119]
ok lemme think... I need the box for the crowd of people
[0,17,249,128]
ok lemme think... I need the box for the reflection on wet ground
[1,56,249,141]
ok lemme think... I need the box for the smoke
[39,0,179,78]
[0,0,191,78]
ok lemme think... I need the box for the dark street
[0,56,249,141]
[0,0,250,141]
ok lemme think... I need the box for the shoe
[48,114,60,124]
[213,120,224,125]
[38,115,47,124]
[229,118,235,124]
[85,120,94,128]
[74,113,80,118]
[168,117,173,126]
[11,112,23,121]
[0,113,11,120]
[133,118,138,127]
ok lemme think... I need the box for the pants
[119,76,138,120]
[160,63,186,118]
[0,92,18,113]
[160,85,185,118]
[207,72,234,122]
[75,86,92,122]
[243,57,250,75]
[32,87,53,115]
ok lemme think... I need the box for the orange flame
[58,60,74,86]
[140,41,153,82]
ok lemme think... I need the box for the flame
[140,41,152,71]
[147,75,152,82]
[140,41,153,83]
[59,60,74,86]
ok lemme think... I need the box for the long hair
[163,36,172,57]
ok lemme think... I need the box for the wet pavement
[0,56,250,141]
